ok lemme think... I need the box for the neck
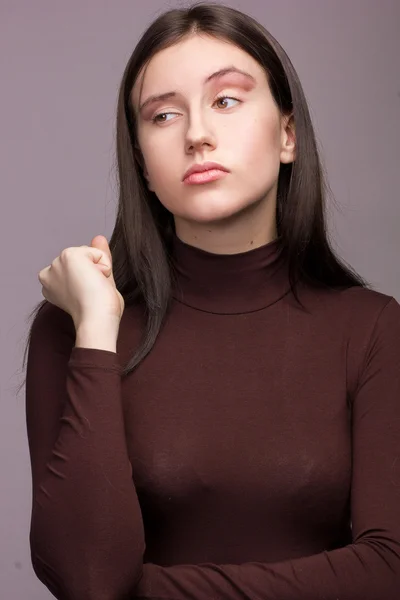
[170,231,292,315]
[173,193,279,255]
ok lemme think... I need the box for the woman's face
[131,34,295,250]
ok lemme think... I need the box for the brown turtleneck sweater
[26,234,400,599]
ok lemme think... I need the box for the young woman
[21,2,400,599]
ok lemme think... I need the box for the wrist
[74,318,120,352]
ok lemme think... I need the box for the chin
[182,209,245,227]
[178,197,252,223]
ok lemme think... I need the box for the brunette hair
[17,1,371,392]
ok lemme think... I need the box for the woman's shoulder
[31,300,75,335]
[335,287,400,400]
[338,285,399,322]
[333,287,400,368]
[297,280,398,322]
[298,283,400,344]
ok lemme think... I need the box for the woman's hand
[38,235,125,328]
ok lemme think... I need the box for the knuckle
[60,248,71,260]
[38,267,47,281]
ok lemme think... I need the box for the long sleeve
[132,297,400,600]
[25,301,145,600]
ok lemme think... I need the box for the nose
[185,114,216,154]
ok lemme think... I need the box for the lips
[182,161,229,181]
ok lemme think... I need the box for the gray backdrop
[1,0,399,597]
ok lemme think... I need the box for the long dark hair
[17,1,372,394]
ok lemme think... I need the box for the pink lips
[182,161,229,182]
[184,169,228,185]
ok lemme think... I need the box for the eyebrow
[138,66,257,115]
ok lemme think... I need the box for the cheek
[140,135,178,184]
[237,116,281,169]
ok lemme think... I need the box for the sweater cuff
[69,346,121,371]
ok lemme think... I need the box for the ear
[280,113,296,164]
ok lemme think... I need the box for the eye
[151,95,241,124]
[213,94,241,110]
[151,112,175,124]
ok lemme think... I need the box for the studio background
[1,1,399,597]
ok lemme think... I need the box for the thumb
[90,235,114,277]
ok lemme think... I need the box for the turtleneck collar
[170,232,292,314]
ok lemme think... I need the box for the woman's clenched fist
[38,235,125,329]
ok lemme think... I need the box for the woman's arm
[132,297,400,600]
[26,301,145,600]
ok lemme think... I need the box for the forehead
[130,35,266,110]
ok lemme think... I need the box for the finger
[38,265,51,283]
[85,247,110,269]
[97,263,112,276]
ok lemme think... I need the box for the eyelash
[151,94,242,124]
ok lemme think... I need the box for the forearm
[29,317,145,599]
[74,316,120,352]
[133,542,400,600]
